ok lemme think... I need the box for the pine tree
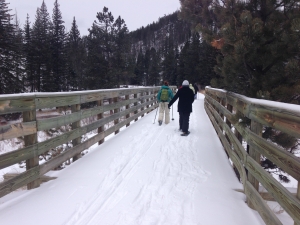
[0,0,18,94]
[51,0,67,91]
[86,7,115,89]
[112,15,131,87]
[161,29,177,85]
[11,12,24,93]
[86,24,108,90]
[198,40,219,87]
[31,1,52,92]
[24,14,36,92]
[179,0,300,98]
[66,17,86,90]
[133,49,145,85]
[177,40,190,86]
[148,47,160,85]
[144,49,151,85]
[184,33,201,84]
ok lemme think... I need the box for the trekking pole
[172,105,174,120]
[153,106,159,124]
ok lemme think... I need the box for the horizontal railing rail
[0,86,176,198]
[205,87,300,225]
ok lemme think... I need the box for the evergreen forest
[0,0,218,94]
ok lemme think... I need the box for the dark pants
[179,112,190,133]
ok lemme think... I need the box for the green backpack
[160,89,169,102]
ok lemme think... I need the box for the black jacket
[194,84,199,93]
[168,86,194,113]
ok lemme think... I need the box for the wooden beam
[0,98,35,115]
[23,110,39,189]
[0,121,36,141]
[134,93,138,122]
[246,157,300,224]
[125,95,130,127]
[244,181,283,225]
[114,97,119,135]
[71,104,81,162]
[97,100,104,145]
[0,145,38,169]
[296,182,300,225]
[247,120,262,209]
[3,173,56,184]
[234,188,298,201]
[35,95,81,109]
[0,167,40,198]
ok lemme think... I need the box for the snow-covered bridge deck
[0,94,263,225]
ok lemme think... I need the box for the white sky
[7,0,181,36]
[0,94,292,224]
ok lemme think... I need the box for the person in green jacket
[156,81,174,125]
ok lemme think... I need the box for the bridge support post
[134,93,138,121]
[141,91,145,117]
[151,90,154,109]
[146,91,149,113]
[23,110,40,189]
[97,100,104,145]
[234,120,243,182]
[296,182,300,225]
[125,95,130,127]
[225,104,232,143]
[247,120,262,209]
[114,97,119,134]
[72,104,81,161]
[226,104,241,179]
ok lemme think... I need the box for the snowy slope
[0,94,265,225]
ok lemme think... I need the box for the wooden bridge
[0,87,299,224]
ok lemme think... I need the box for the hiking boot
[158,120,162,126]
[181,131,190,136]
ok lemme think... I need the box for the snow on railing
[205,86,300,225]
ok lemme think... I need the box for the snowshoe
[181,131,190,136]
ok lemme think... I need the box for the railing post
[23,110,40,189]
[97,100,104,144]
[114,97,120,134]
[125,94,130,127]
[71,104,81,161]
[247,120,262,209]
[220,98,225,132]
[233,110,243,181]
[141,91,145,117]
[146,91,150,113]
[109,98,113,115]
[134,93,138,121]
[223,103,232,160]
[225,104,233,142]
[296,182,300,225]
[235,110,243,143]
[151,90,154,108]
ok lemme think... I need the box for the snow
[0,94,277,225]
[207,86,300,113]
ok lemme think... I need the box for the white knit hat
[182,80,189,86]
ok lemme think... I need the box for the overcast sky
[7,0,181,36]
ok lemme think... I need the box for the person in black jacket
[168,80,194,136]
[194,83,199,99]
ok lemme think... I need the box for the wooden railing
[0,86,176,198]
[205,87,300,225]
